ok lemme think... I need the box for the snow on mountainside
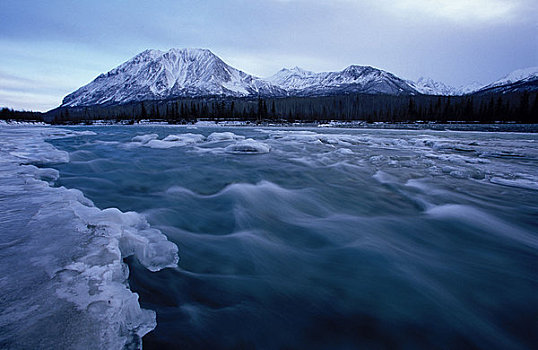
[476,66,538,93]
[409,77,487,95]
[62,50,421,107]
[409,77,459,96]
[267,65,418,96]
[61,48,538,108]
[62,48,285,107]
[457,82,485,95]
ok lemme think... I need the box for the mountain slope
[61,48,538,108]
[62,48,285,107]
[62,50,421,107]
[475,67,538,94]
[408,77,459,96]
[267,65,418,96]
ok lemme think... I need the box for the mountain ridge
[61,48,538,107]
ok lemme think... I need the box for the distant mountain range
[61,48,538,107]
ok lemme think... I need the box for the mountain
[475,67,538,94]
[266,65,418,96]
[62,50,421,107]
[409,77,459,96]
[457,81,484,95]
[62,48,286,107]
[60,48,538,108]
[408,78,488,96]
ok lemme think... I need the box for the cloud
[273,0,531,24]
[0,71,74,111]
[387,0,523,23]
[0,0,536,111]
[0,88,61,112]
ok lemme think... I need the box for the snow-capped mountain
[409,78,487,95]
[267,65,418,96]
[475,66,538,94]
[62,50,421,107]
[62,48,286,107]
[61,48,538,108]
[456,82,484,95]
[409,77,459,96]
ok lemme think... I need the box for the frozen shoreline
[3,119,538,133]
[0,126,178,349]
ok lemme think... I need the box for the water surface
[50,125,538,349]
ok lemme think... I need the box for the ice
[0,125,178,349]
[131,133,158,144]
[207,131,245,142]
[224,139,271,154]
[130,133,205,149]
[162,133,205,143]
[336,148,354,155]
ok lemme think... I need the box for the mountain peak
[62,48,284,107]
[490,66,538,87]
[342,65,377,73]
[410,76,460,95]
[475,66,538,94]
[61,48,435,107]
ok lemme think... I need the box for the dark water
[49,125,538,349]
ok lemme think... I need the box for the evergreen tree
[140,102,147,120]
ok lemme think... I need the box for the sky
[1,0,537,112]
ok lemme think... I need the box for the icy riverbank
[0,126,178,349]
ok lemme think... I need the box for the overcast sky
[1,0,536,111]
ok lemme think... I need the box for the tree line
[0,108,43,122]
[39,90,538,125]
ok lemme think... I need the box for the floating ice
[129,133,206,149]
[336,148,354,155]
[162,133,205,143]
[225,139,271,154]
[207,131,245,142]
[132,133,158,144]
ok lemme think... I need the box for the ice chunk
[145,133,205,149]
[336,148,354,155]
[207,131,245,142]
[225,139,271,154]
[132,133,158,144]
[162,133,205,143]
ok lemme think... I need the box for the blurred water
[50,126,538,349]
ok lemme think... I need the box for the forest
[0,108,43,122]
[2,91,538,124]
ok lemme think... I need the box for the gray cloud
[1,0,536,111]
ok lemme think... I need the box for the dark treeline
[47,91,538,124]
[1,108,44,122]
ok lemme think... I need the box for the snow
[59,47,537,107]
[410,77,460,95]
[0,126,178,349]
[62,48,284,107]
[266,65,417,96]
[489,66,538,87]
[478,66,538,91]
[61,48,422,107]
[408,77,489,95]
